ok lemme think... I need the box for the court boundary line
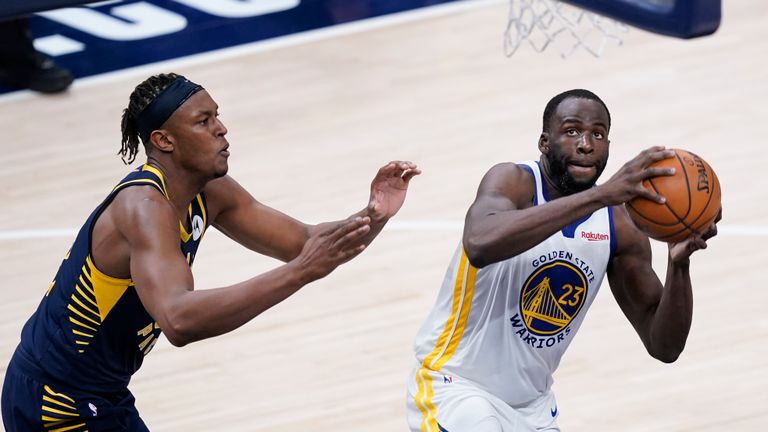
[1,222,765,240]
[0,0,504,104]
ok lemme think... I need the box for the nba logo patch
[443,375,453,384]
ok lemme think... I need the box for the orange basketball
[627,149,721,243]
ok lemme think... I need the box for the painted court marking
[0,0,503,104]
[0,222,765,241]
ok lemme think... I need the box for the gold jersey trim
[413,248,477,432]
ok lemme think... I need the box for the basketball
[627,149,721,243]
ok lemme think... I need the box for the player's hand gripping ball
[627,149,721,243]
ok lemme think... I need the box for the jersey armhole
[516,163,538,206]
[87,181,167,277]
[608,205,618,260]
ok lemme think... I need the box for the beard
[545,147,604,195]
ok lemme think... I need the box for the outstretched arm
[207,161,420,262]
[607,206,720,362]
[123,161,419,346]
[315,160,421,246]
[117,187,371,347]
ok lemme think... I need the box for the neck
[538,155,567,200]
[146,156,208,218]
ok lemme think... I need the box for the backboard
[564,0,720,38]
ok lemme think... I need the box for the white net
[504,0,629,58]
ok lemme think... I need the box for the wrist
[667,252,691,269]
[365,203,388,224]
[285,259,315,287]
[590,184,612,207]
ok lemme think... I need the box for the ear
[148,130,174,154]
[538,132,550,154]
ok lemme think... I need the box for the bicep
[607,206,664,335]
[115,194,194,331]
[464,163,533,232]
[205,176,309,262]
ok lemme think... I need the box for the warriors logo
[520,260,588,336]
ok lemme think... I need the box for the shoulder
[202,175,253,203]
[202,175,255,217]
[110,185,177,234]
[475,162,536,208]
[484,161,531,179]
[479,162,534,190]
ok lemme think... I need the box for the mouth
[567,161,596,177]
[220,143,230,157]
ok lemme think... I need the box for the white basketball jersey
[413,161,616,406]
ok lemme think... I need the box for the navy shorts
[2,349,149,432]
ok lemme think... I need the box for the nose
[215,117,228,137]
[576,133,594,154]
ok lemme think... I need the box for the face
[539,97,610,196]
[162,90,230,179]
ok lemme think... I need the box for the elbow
[654,353,681,364]
[649,345,684,364]
[463,237,489,269]
[162,324,192,347]
[164,332,190,348]
[160,312,198,348]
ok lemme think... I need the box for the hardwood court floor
[1,0,766,430]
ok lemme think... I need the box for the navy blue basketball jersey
[17,164,208,393]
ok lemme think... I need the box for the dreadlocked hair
[119,72,180,165]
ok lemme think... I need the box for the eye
[198,117,208,125]
[593,131,605,140]
[566,128,579,136]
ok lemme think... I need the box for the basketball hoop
[504,0,628,58]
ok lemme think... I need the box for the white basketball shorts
[406,365,560,432]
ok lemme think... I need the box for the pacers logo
[520,260,588,336]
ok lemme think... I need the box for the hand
[669,207,722,264]
[367,161,421,221]
[296,217,371,282]
[597,146,676,206]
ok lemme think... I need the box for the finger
[644,145,667,153]
[385,161,418,174]
[643,166,676,179]
[641,147,675,166]
[383,161,400,172]
[674,236,703,257]
[337,244,367,265]
[326,217,369,242]
[701,221,718,241]
[691,236,707,251]
[401,167,422,182]
[635,186,666,204]
[332,223,370,249]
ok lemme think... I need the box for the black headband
[136,76,203,143]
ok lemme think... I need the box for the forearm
[310,206,387,250]
[161,262,308,346]
[465,188,606,267]
[647,258,693,362]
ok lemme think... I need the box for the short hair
[542,89,611,133]
[119,73,180,165]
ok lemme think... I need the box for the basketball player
[1,73,420,431]
[407,89,720,432]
